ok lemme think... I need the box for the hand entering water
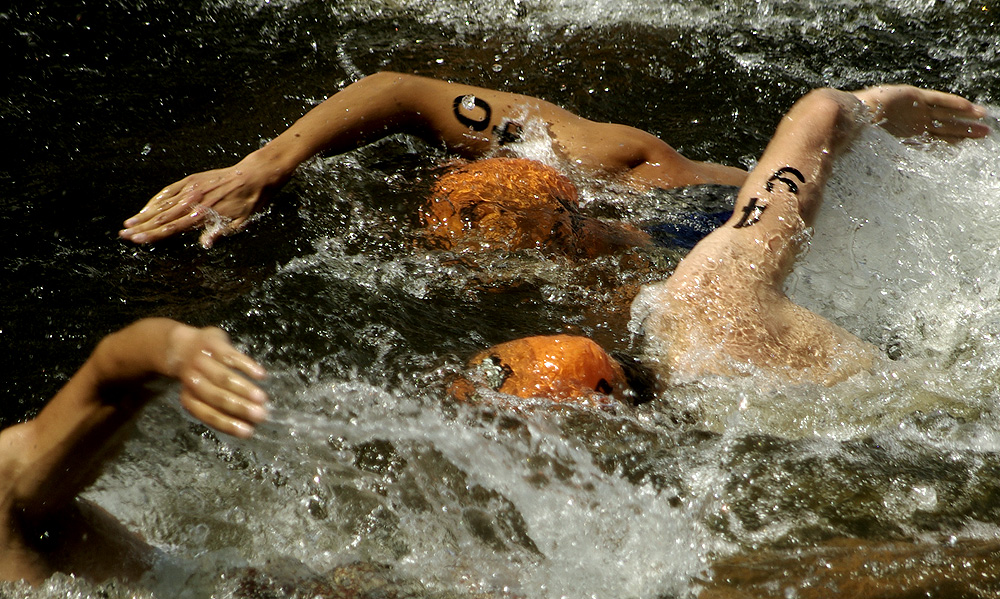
[0,318,268,585]
[852,84,990,141]
[165,323,270,437]
[121,154,289,248]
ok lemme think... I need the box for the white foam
[793,122,1000,368]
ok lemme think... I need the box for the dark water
[3,0,1000,597]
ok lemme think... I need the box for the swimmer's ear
[482,355,513,390]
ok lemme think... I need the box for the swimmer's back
[633,228,876,385]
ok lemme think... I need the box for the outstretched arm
[643,84,987,383]
[675,84,989,288]
[0,319,268,520]
[121,72,745,247]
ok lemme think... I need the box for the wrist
[90,319,184,385]
[247,136,311,186]
[851,88,884,125]
[162,321,198,379]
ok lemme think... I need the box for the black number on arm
[734,167,804,229]
[734,197,767,228]
[765,167,805,194]
[453,95,493,132]
[492,120,523,145]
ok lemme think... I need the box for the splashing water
[4,0,1000,597]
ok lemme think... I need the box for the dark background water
[6,0,995,422]
[3,1,1000,596]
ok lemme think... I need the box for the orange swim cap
[421,158,649,257]
[458,335,630,404]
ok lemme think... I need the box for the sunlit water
[3,0,999,597]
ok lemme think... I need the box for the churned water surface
[2,0,999,597]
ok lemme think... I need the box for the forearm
[11,320,184,512]
[712,83,987,288]
[739,88,866,228]
[10,319,267,515]
[245,72,431,182]
[688,160,750,187]
[686,88,870,286]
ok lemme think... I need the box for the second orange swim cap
[463,335,630,404]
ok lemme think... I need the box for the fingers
[120,182,210,244]
[125,181,200,228]
[199,229,218,250]
[918,89,991,139]
[198,213,247,249]
[919,89,987,119]
[927,105,992,139]
[177,328,269,438]
[179,383,267,439]
[205,329,267,381]
[124,181,188,227]
[929,119,991,140]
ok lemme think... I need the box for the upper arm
[3,362,143,518]
[0,418,80,520]
[550,120,696,180]
[387,75,551,155]
[390,74,682,173]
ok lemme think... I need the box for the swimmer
[450,335,633,405]
[421,157,653,257]
[0,319,269,585]
[120,71,748,248]
[632,84,989,385]
[457,84,990,401]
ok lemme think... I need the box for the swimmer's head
[421,158,650,258]
[452,335,632,405]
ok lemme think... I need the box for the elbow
[355,71,423,110]
[787,88,865,150]
[796,88,856,122]
[358,71,418,94]
[361,70,405,83]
